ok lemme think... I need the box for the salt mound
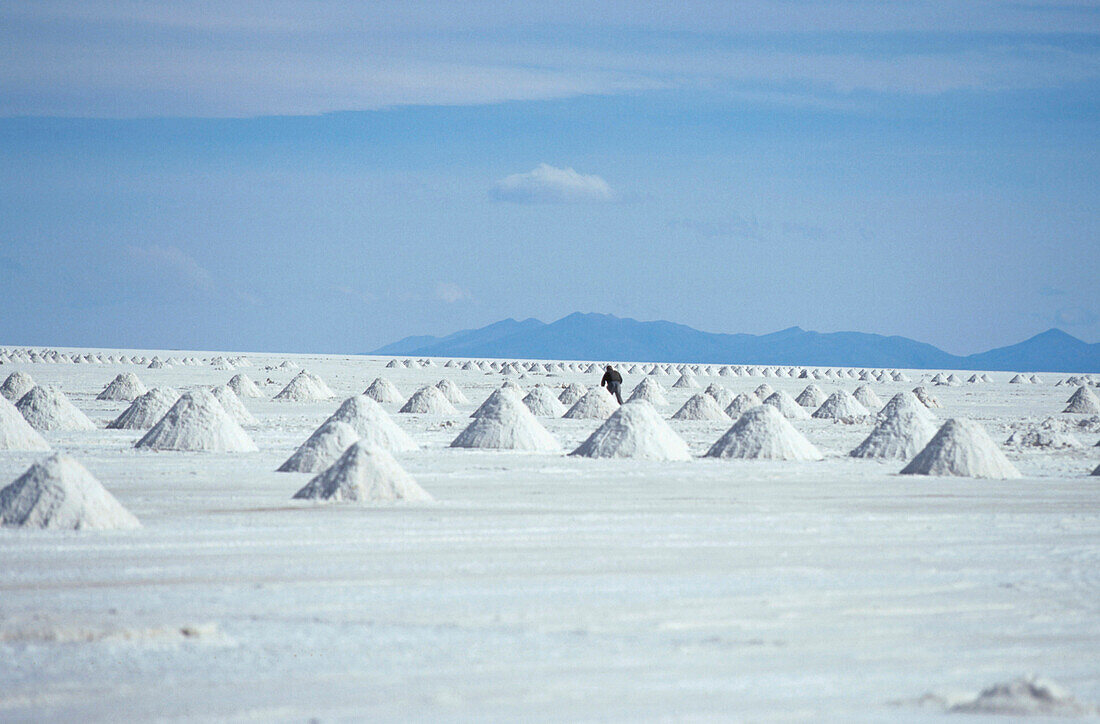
[435,379,469,405]
[522,386,566,417]
[228,373,264,399]
[563,387,620,419]
[795,384,827,408]
[364,377,403,405]
[386,359,400,368]
[901,418,1021,479]
[399,385,458,415]
[763,390,810,420]
[274,370,335,402]
[500,379,525,397]
[671,373,700,389]
[0,396,50,451]
[571,400,691,460]
[628,377,669,406]
[1004,428,1081,449]
[16,386,96,432]
[704,383,734,408]
[947,676,1094,716]
[0,454,139,530]
[107,387,180,430]
[1064,386,1100,414]
[326,395,418,452]
[850,392,937,459]
[1009,374,1029,384]
[471,388,520,418]
[911,386,943,409]
[558,382,587,406]
[1,371,35,403]
[210,385,257,426]
[451,391,560,451]
[1093,462,1100,476]
[852,385,882,411]
[705,404,823,461]
[725,392,761,417]
[672,393,731,421]
[135,389,258,452]
[278,419,360,473]
[292,442,431,503]
[753,383,774,399]
[811,390,871,423]
[96,373,148,402]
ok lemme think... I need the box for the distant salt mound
[763,390,810,420]
[946,676,1095,716]
[0,396,50,451]
[451,391,560,451]
[435,379,469,405]
[753,383,774,399]
[0,454,139,530]
[1093,462,1100,476]
[850,392,937,460]
[107,387,180,430]
[852,385,882,411]
[1,371,36,403]
[399,385,458,415]
[901,418,1020,479]
[671,373,700,389]
[628,377,669,406]
[210,385,257,426]
[326,395,417,452]
[278,419,360,473]
[1064,386,1100,414]
[1009,374,1029,384]
[364,377,403,405]
[500,379,525,397]
[704,383,734,408]
[293,442,431,503]
[558,382,587,406]
[96,372,148,402]
[1004,428,1081,449]
[911,386,943,409]
[572,400,691,461]
[812,390,871,423]
[795,384,827,408]
[725,392,761,417]
[522,386,566,417]
[563,388,620,419]
[672,393,731,421]
[16,386,96,432]
[274,370,335,402]
[705,404,823,461]
[135,389,258,452]
[228,373,264,399]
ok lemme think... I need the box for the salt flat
[1,350,1098,721]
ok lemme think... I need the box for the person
[600,364,624,404]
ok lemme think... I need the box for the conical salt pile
[135,389,258,452]
[852,385,882,411]
[210,385,257,426]
[471,388,520,418]
[558,382,587,406]
[107,387,180,430]
[571,400,691,461]
[725,392,761,417]
[326,395,418,452]
[705,404,823,461]
[399,385,458,415]
[522,385,566,417]
[900,418,1021,479]
[364,377,403,405]
[1009,374,1028,384]
[500,379,525,397]
[228,373,264,399]
[795,384,827,408]
[1093,462,1100,476]
[274,370,334,402]
[292,442,431,502]
[0,454,140,530]
[671,373,700,389]
[435,379,469,405]
[811,390,871,423]
[451,390,560,451]
[97,372,148,402]
[753,383,774,399]
[672,393,731,421]
[912,386,943,409]
[16,386,96,432]
[1,371,36,403]
[1064,386,1100,414]
[278,419,361,473]
[850,392,937,459]
[563,387,620,419]
[628,377,669,406]
[763,390,810,420]
[0,395,50,451]
[704,383,734,408]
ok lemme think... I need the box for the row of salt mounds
[558,382,587,406]
[672,393,731,421]
[850,392,937,460]
[210,385,257,426]
[279,396,417,473]
[628,377,669,406]
[725,392,761,417]
[0,396,50,451]
[671,372,700,389]
[107,387,180,430]
[522,385,566,417]
[451,390,560,451]
[563,387,619,419]
[400,385,458,415]
[1,371,36,403]
[853,384,882,411]
[795,384,827,408]
[0,454,140,530]
[763,390,809,420]
[1064,386,1100,414]
[571,400,691,461]
[274,370,334,402]
[96,373,148,402]
[136,390,258,452]
[901,419,1020,479]
[228,373,264,399]
[811,390,871,423]
[435,379,469,405]
[364,377,403,404]
[293,442,432,503]
[706,405,823,461]
[704,383,735,408]
[16,386,96,432]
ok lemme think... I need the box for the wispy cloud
[435,282,472,303]
[124,245,216,292]
[491,164,613,203]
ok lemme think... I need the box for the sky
[1,1,1098,355]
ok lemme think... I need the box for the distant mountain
[372,313,1100,373]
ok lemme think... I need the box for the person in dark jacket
[600,364,624,404]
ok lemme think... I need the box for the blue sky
[1,1,1098,354]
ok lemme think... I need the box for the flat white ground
[1,351,1098,721]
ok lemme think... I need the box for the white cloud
[491,164,614,204]
[435,282,472,303]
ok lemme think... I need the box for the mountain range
[372,313,1100,373]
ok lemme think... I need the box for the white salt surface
[0,348,1099,719]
